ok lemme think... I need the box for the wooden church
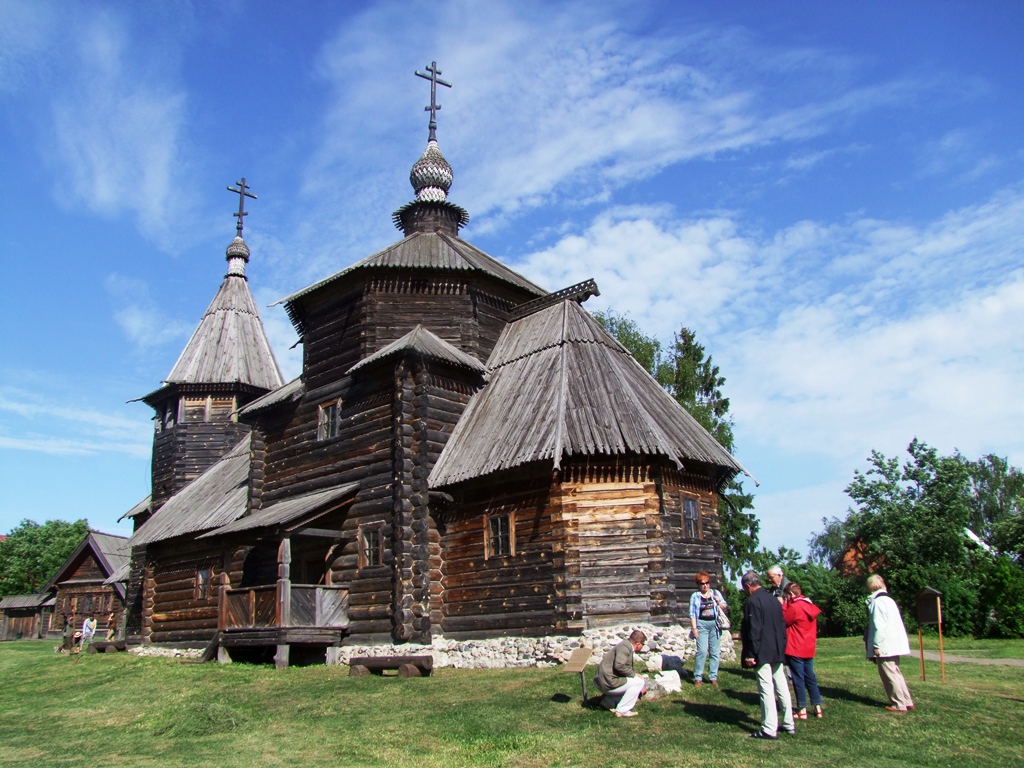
[123,65,746,666]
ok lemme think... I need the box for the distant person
[80,614,97,652]
[864,575,914,712]
[782,582,823,719]
[741,571,795,740]
[594,629,647,718]
[689,571,728,687]
[767,565,790,602]
[61,615,74,654]
[105,612,117,642]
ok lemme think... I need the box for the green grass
[1,638,1022,767]
[910,634,1024,659]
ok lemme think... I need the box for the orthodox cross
[415,61,452,142]
[227,177,257,237]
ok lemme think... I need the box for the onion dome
[410,141,453,202]
[225,235,250,278]
[393,140,470,236]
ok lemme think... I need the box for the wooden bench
[348,655,433,678]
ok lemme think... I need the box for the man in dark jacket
[741,571,794,739]
[594,630,647,717]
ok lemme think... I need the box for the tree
[594,311,759,578]
[966,454,1024,558]
[0,519,89,596]
[805,440,1023,636]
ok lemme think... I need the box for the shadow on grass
[718,664,884,708]
[671,699,758,730]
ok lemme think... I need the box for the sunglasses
[697,581,710,586]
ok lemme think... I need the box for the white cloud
[516,183,1024,553]
[0,1,55,93]
[274,0,925,292]
[46,11,189,246]
[105,274,193,349]
[0,387,151,458]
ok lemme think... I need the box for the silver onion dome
[226,235,250,277]
[410,141,453,203]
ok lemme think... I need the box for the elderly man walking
[595,630,647,718]
[741,571,795,739]
[766,565,790,602]
[865,574,915,712]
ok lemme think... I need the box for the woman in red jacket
[782,582,823,719]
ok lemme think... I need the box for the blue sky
[2,1,1023,557]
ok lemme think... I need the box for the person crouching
[594,630,647,718]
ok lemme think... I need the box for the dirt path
[919,650,1024,667]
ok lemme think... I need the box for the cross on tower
[415,61,452,142]
[226,177,257,237]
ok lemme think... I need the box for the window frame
[194,568,212,601]
[318,399,340,441]
[683,497,702,540]
[359,523,384,569]
[484,512,515,559]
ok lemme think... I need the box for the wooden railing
[219,585,349,630]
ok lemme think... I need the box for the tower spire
[227,177,257,237]
[415,61,452,143]
[225,177,256,277]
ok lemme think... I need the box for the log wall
[660,466,728,604]
[439,473,558,637]
[151,421,251,510]
[144,541,248,645]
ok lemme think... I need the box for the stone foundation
[335,623,736,669]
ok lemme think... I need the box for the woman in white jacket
[864,575,915,712]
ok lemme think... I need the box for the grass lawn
[910,633,1024,659]
[1,637,1021,767]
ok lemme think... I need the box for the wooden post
[918,627,925,681]
[217,572,228,632]
[937,597,946,684]
[276,536,292,670]
[278,536,292,627]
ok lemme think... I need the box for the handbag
[713,591,731,631]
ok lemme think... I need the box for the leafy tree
[978,555,1024,637]
[594,311,759,578]
[834,440,978,634]
[0,519,89,596]
[808,515,849,567]
[966,454,1024,560]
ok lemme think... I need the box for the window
[359,525,383,568]
[194,569,212,600]
[684,498,701,539]
[318,400,340,440]
[485,513,514,558]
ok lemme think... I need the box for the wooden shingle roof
[429,300,747,488]
[347,325,486,375]
[238,376,305,417]
[42,531,131,596]
[198,482,359,538]
[0,594,50,610]
[117,494,151,523]
[165,272,284,391]
[276,231,547,334]
[129,436,251,547]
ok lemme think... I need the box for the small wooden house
[44,531,130,640]
[0,593,53,641]
[124,106,747,665]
